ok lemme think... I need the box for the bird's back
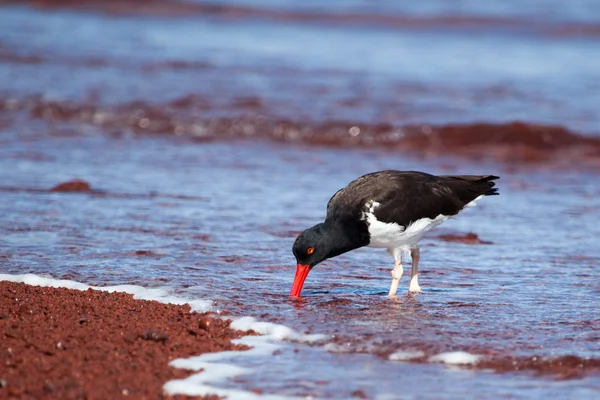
[326,170,499,228]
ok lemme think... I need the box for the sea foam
[0,273,327,399]
[164,318,328,398]
[428,351,482,365]
[388,350,425,361]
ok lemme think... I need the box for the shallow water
[1,1,600,398]
[2,130,600,398]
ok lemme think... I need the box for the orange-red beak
[290,264,310,297]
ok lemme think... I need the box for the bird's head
[290,225,329,297]
[290,222,367,297]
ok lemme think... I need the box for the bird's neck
[320,220,369,260]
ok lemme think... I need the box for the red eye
[306,247,315,255]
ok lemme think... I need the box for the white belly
[363,202,449,250]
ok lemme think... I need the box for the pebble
[199,316,212,331]
[138,329,169,343]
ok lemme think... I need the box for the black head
[290,221,368,297]
[292,223,330,268]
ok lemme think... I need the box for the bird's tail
[447,175,499,195]
[439,175,500,206]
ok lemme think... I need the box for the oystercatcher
[291,171,499,297]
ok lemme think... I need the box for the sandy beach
[0,281,250,399]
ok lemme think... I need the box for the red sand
[435,232,493,245]
[0,281,252,400]
[50,180,92,193]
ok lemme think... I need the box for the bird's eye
[306,247,315,255]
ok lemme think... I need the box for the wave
[477,355,600,379]
[2,270,600,398]
[11,0,600,39]
[3,95,600,169]
[387,351,600,379]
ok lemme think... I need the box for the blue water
[1,1,600,398]
[1,127,600,398]
[1,3,599,132]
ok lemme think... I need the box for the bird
[290,170,499,297]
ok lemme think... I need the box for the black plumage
[326,171,498,229]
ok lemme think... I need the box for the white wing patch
[465,195,484,208]
[363,200,448,250]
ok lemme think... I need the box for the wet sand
[0,281,250,400]
[2,1,600,398]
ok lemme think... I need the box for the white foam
[323,342,353,353]
[0,273,327,399]
[323,341,382,355]
[428,351,482,365]
[164,336,294,399]
[388,350,425,361]
[231,316,327,342]
[165,321,329,398]
[0,273,212,312]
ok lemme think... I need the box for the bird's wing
[372,174,499,227]
[325,171,499,227]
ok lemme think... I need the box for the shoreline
[0,280,250,400]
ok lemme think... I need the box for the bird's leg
[388,249,403,297]
[409,246,422,293]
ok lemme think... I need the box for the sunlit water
[1,3,600,132]
[1,1,600,398]
[1,128,599,398]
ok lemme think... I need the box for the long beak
[290,264,310,297]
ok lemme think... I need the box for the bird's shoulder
[325,170,442,224]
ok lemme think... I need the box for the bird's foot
[409,276,421,293]
[409,285,422,294]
